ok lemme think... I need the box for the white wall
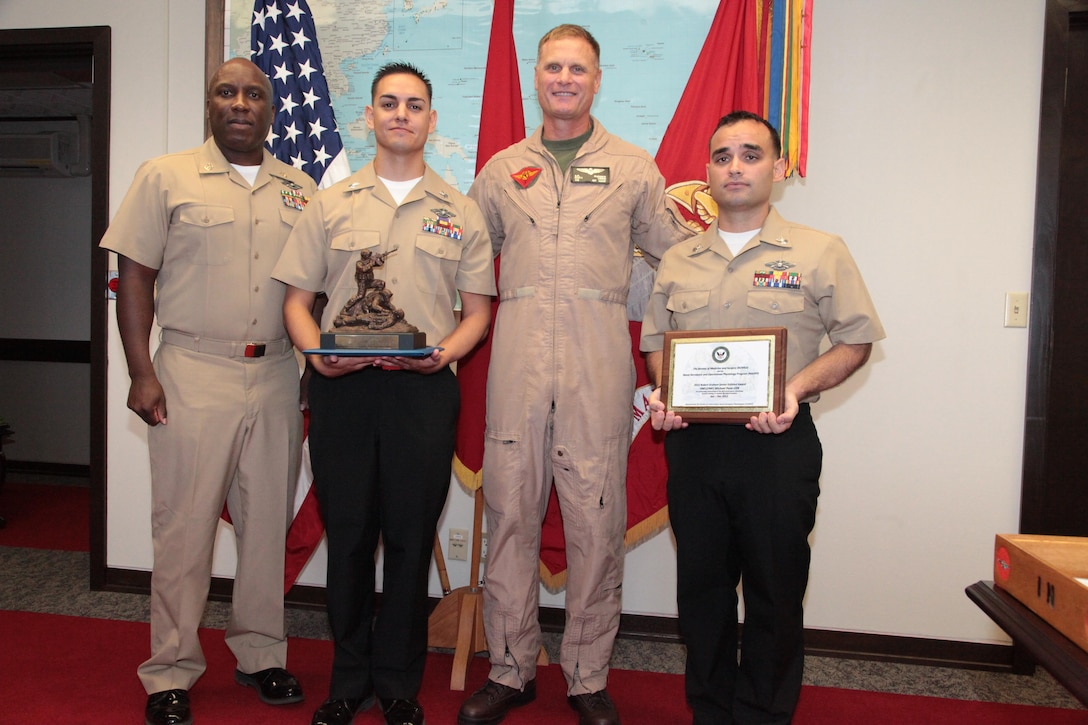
[776,0,1043,642]
[0,0,1046,647]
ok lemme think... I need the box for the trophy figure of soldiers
[320,247,427,351]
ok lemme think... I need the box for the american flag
[250,0,350,189]
[249,0,351,592]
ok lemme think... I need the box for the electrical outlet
[1004,292,1028,328]
[449,528,468,561]
[480,531,489,561]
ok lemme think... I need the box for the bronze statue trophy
[318,247,428,352]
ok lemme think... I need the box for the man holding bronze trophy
[641,111,885,724]
[273,62,495,725]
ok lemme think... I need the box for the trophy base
[320,331,427,351]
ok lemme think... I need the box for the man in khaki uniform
[458,24,692,725]
[274,62,495,725]
[101,58,315,725]
[641,111,885,724]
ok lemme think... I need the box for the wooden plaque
[660,327,787,423]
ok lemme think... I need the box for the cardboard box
[993,534,1088,653]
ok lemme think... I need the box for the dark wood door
[1020,1,1088,535]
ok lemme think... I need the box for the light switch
[1004,292,1028,328]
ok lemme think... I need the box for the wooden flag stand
[428,488,488,690]
[428,487,550,690]
[428,483,552,687]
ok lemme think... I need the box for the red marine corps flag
[656,0,763,228]
[452,0,523,493]
[658,0,812,225]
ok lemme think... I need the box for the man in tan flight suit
[458,24,693,725]
[101,58,315,725]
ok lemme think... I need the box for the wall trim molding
[97,570,1019,673]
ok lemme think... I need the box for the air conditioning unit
[0,118,90,177]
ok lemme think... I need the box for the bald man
[101,58,316,725]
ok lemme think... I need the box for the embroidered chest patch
[511,166,542,189]
[571,166,610,184]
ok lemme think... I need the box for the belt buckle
[244,343,266,358]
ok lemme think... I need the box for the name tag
[571,166,610,184]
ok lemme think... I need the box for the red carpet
[0,481,89,551]
[0,610,1085,724]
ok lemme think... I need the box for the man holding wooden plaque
[640,111,885,725]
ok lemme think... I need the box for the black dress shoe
[311,695,376,725]
[380,697,425,725]
[457,679,536,725]
[234,666,304,705]
[145,689,192,725]
[568,689,620,725]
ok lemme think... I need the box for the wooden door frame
[205,0,225,137]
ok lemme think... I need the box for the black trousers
[666,404,821,725]
[308,366,459,700]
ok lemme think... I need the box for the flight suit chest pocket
[176,204,235,265]
[414,233,463,294]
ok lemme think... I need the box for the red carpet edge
[1,610,1086,724]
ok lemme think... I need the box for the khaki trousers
[137,343,301,694]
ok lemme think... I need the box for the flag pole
[427,487,488,690]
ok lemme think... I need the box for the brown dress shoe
[457,678,536,725]
[568,689,620,725]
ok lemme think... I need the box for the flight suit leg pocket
[482,430,524,519]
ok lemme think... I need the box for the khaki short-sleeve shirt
[100,138,317,342]
[272,164,496,345]
[641,207,885,399]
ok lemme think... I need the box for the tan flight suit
[100,138,316,694]
[469,119,692,695]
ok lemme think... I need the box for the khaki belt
[160,330,292,359]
